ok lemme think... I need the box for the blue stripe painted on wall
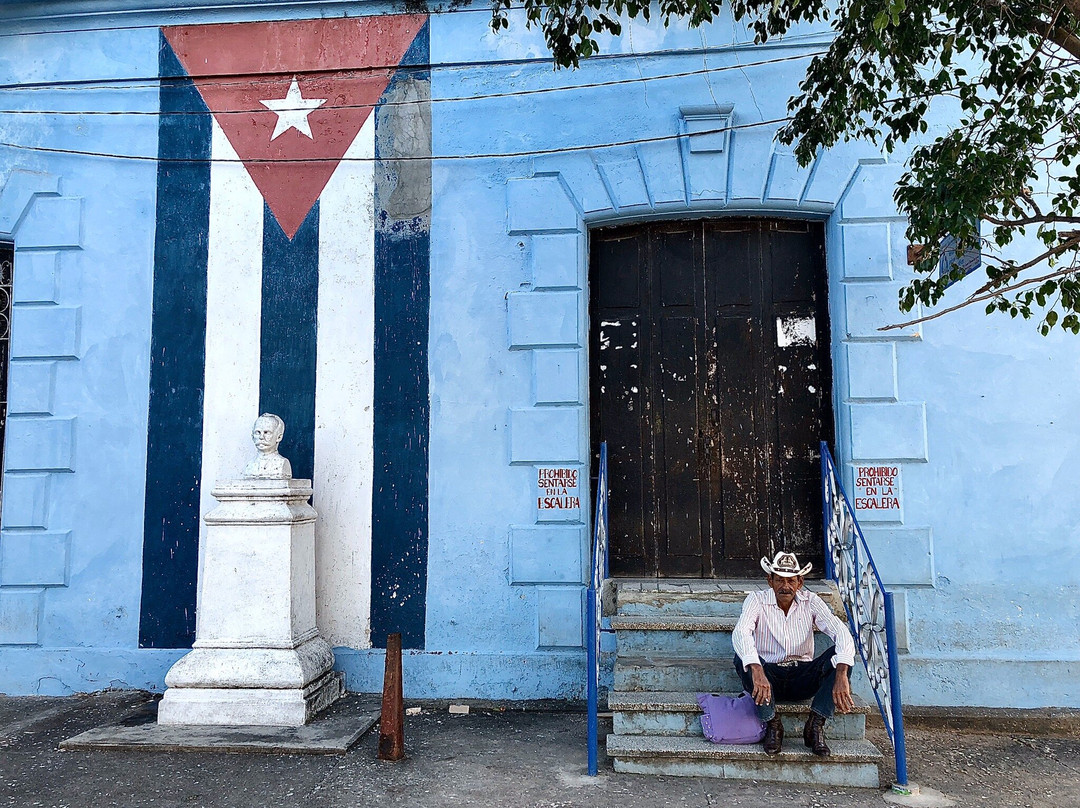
[370,20,431,650]
[259,203,320,481]
[139,34,212,650]
[399,17,429,68]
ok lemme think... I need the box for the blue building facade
[0,1,1076,708]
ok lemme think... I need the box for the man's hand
[833,663,855,714]
[748,664,772,706]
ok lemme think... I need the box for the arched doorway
[590,218,833,578]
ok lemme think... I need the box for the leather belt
[775,660,801,667]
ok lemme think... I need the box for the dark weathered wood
[592,233,649,576]
[591,219,832,579]
[377,632,405,761]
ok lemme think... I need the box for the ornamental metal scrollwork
[821,447,899,741]
[0,258,11,341]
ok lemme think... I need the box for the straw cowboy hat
[760,551,812,578]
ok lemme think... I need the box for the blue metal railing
[820,441,908,788]
[586,441,610,776]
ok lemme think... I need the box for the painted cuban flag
[139,16,431,653]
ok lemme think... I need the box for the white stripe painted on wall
[195,120,265,635]
[313,114,376,649]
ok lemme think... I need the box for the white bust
[241,413,293,479]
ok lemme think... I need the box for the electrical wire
[0,0,529,40]
[0,115,793,163]
[0,35,831,94]
[0,49,826,116]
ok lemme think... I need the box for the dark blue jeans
[734,646,838,722]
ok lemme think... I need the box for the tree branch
[984,214,1080,226]
[1030,17,1080,59]
[880,262,1080,331]
[970,236,1080,296]
[881,238,1080,331]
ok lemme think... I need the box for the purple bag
[696,691,766,744]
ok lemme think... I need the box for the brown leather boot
[763,716,784,755]
[803,711,831,756]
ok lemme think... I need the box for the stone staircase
[604,579,883,787]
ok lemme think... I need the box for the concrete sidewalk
[2,692,1078,808]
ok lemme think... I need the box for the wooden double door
[590,219,833,578]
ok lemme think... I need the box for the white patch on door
[776,315,816,347]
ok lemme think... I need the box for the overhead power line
[0,0,528,40]
[0,49,826,116]
[0,36,831,93]
[0,115,795,163]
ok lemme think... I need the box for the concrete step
[615,579,846,620]
[609,691,869,740]
[606,734,882,787]
[615,656,746,693]
[610,616,837,658]
[610,616,736,657]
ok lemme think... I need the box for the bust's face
[252,417,282,453]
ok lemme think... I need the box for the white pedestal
[158,478,344,726]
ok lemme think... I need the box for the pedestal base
[158,670,345,727]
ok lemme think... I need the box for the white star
[260,77,326,141]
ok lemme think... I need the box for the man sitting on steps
[731,551,857,757]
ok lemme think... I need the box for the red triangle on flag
[164,16,427,239]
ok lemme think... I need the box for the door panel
[590,219,832,578]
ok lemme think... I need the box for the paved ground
[2,692,1079,808]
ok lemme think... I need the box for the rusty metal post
[377,633,405,761]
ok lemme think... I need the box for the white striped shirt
[732,588,856,668]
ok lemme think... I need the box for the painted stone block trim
[839,161,905,221]
[506,176,580,234]
[729,125,785,203]
[841,223,892,280]
[533,349,581,405]
[677,105,735,204]
[1,474,49,529]
[861,528,934,587]
[8,361,56,415]
[536,586,584,649]
[530,233,582,290]
[11,306,80,359]
[0,170,60,234]
[508,407,582,464]
[0,531,70,587]
[849,403,928,462]
[636,141,686,206]
[6,417,76,472]
[681,105,733,154]
[889,590,909,652]
[764,149,810,203]
[13,251,60,304]
[597,157,651,211]
[844,283,920,341]
[507,291,580,349]
[845,343,897,401]
[533,155,612,216]
[509,525,585,584]
[18,197,82,249]
[0,589,42,645]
